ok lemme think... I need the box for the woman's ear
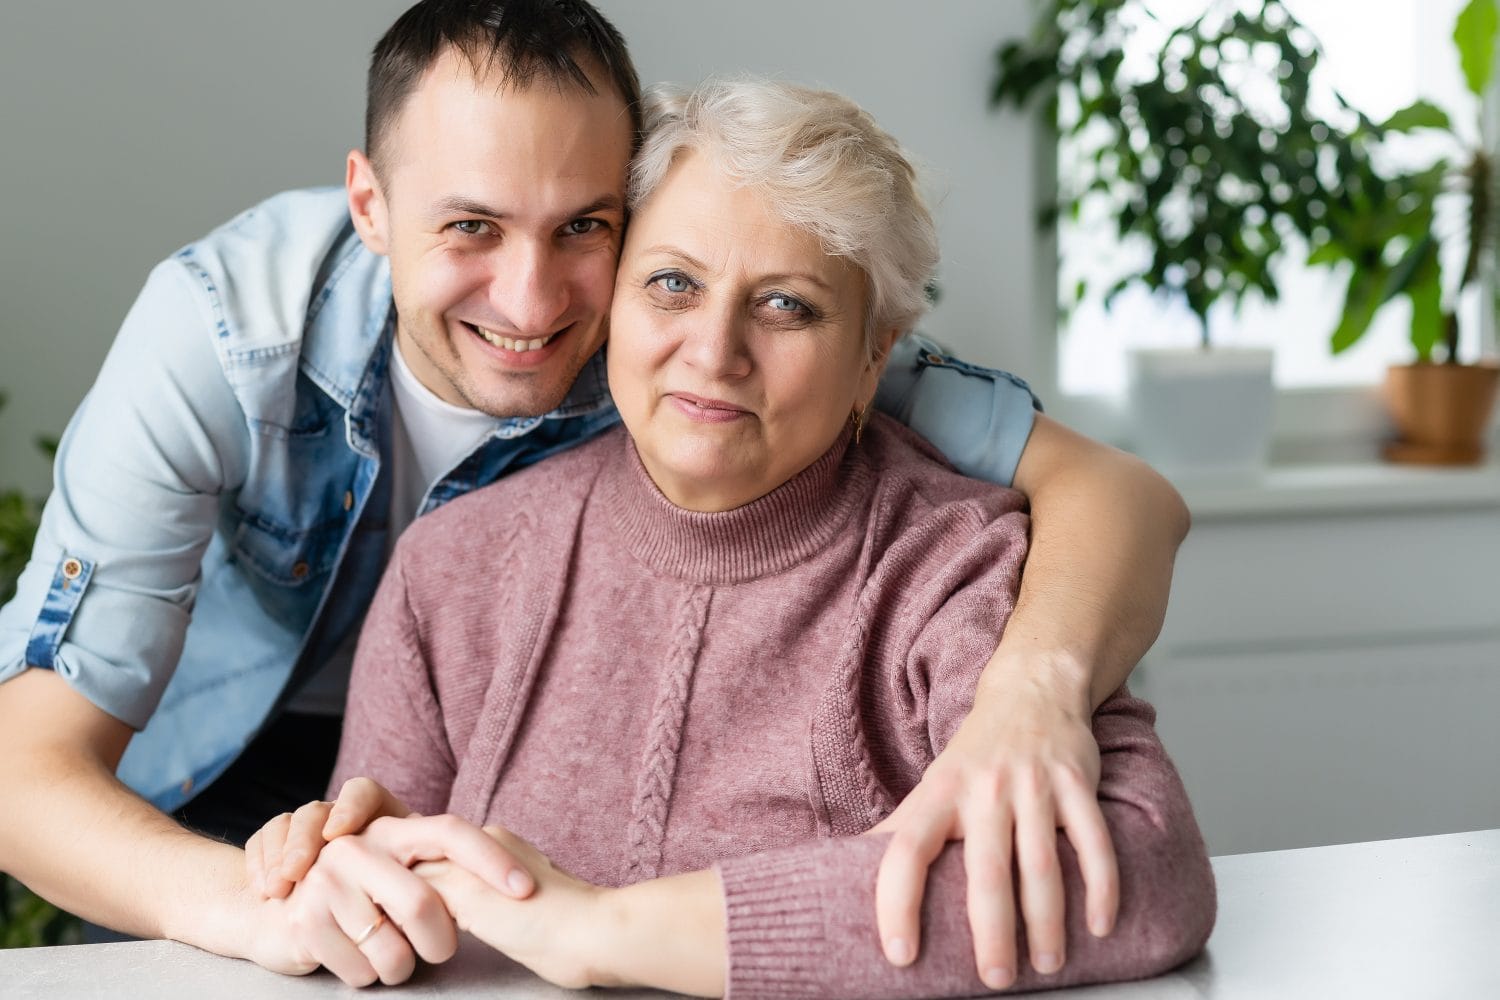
[346,149,391,256]
[857,328,905,407]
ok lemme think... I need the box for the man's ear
[346,149,391,256]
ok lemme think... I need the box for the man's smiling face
[349,46,634,417]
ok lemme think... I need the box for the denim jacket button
[343,490,354,512]
[291,561,310,580]
[62,557,83,580]
[924,352,944,365]
[179,777,194,796]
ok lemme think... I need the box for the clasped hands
[244,781,608,988]
[246,680,1119,991]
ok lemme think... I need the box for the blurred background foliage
[992,0,1499,363]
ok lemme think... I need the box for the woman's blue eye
[767,294,804,313]
[657,274,692,293]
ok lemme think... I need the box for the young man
[0,0,1188,988]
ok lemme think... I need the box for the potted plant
[1312,0,1500,464]
[991,0,1369,476]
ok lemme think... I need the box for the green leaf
[1306,241,1349,266]
[1330,265,1387,354]
[1456,0,1499,97]
[1379,233,1437,305]
[1379,100,1452,133]
[1408,277,1445,363]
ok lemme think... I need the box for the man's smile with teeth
[468,323,560,352]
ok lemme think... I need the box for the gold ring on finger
[351,912,386,947]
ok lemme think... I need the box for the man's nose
[490,241,569,336]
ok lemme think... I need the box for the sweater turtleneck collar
[600,425,873,585]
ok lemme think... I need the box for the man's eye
[565,219,603,236]
[452,220,491,236]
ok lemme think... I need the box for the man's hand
[241,778,538,987]
[871,673,1118,991]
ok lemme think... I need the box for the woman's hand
[871,666,1119,991]
[414,826,607,990]
[245,777,538,902]
[418,826,728,996]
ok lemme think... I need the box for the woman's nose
[680,307,751,379]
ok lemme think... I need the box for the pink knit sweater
[332,416,1216,998]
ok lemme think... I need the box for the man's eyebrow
[430,194,625,220]
[571,194,626,218]
[640,246,836,293]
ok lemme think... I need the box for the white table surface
[4,828,1497,999]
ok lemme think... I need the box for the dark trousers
[82,712,342,944]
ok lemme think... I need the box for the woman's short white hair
[629,77,940,356]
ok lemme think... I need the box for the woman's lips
[668,392,750,423]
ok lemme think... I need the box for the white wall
[0,1,1041,494]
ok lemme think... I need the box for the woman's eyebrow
[638,246,710,270]
[637,246,835,292]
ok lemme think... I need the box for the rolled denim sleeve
[872,334,1042,488]
[0,260,249,729]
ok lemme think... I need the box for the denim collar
[298,222,614,448]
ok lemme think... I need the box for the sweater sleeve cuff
[716,846,838,1000]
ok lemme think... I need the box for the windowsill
[1173,460,1500,520]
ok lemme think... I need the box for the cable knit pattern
[625,584,713,881]
[333,415,1217,998]
[809,584,894,837]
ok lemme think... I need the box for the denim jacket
[0,188,1039,812]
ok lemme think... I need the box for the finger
[254,832,298,901]
[873,810,953,966]
[867,794,916,836]
[279,800,335,884]
[326,777,411,838]
[367,814,534,898]
[1014,781,1066,976]
[962,803,1018,991]
[331,901,417,987]
[245,827,266,898]
[291,878,380,988]
[304,836,458,970]
[1055,778,1119,938]
[255,813,293,899]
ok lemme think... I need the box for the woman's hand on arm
[418,825,727,997]
[874,414,1189,985]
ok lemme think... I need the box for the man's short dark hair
[366,0,642,176]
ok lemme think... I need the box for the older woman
[272,78,1215,996]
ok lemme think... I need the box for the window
[1057,0,1484,399]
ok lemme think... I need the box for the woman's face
[609,151,884,512]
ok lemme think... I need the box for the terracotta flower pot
[1381,361,1500,465]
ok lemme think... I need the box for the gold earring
[850,406,866,446]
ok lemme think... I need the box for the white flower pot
[1127,347,1275,480]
